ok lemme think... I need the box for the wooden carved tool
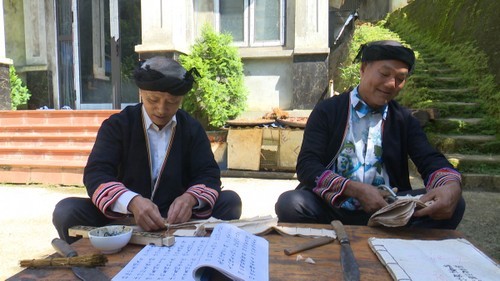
[20,254,107,268]
[284,236,335,256]
[69,225,175,246]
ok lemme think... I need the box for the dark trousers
[53,190,242,243]
[275,188,465,229]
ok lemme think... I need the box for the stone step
[411,75,465,88]
[0,110,117,126]
[428,102,482,118]
[421,61,451,68]
[0,110,117,185]
[0,108,231,186]
[420,67,457,75]
[0,146,92,161]
[426,88,479,102]
[431,88,477,94]
[445,117,483,124]
[419,56,446,63]
[462,174,500,192]
[0,158,86,168]
[447,153,500,164]
[0,164,84,186]
[432,76,462,83]
[403,43,498,191]
[0,135,97,147]
[0,124,101,135]
[446,153,500,176]
[428,117,494,135]
[429,134,497,154]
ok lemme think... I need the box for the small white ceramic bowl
[88,225,133,254]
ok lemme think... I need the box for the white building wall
[136,0,193,55]
[137,0,329,115]
[242,57,293,114]
[0,0,11,65]
[294,0,329,53]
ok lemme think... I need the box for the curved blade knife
[331,220,360,281]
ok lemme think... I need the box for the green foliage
[385,8,500,135]
[119,0,141,83]
[9,65,30,110]
[179,24,247,129]
[336,22,409,92]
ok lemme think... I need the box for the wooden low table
[7,224,469,281]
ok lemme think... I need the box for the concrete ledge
[221,169,297,180]
[462,174,500,192]
[0,166,83,186]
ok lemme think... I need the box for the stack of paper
[368,237,500,280]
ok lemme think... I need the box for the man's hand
[343,181,388,213]
[413,182,462,220]
[128,196,166,231]
[166,193,197,224]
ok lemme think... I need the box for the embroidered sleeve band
[313,170,351,208]
[92,182,129,219]
[425,168,462,190]
[186,184,219,218]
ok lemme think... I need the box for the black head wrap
[353,40,416,74]
[133,57,200,96]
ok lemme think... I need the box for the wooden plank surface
[227,128,263,171]
[7,225,465,281]
[278,129,303,171]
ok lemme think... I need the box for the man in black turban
[133,56,198,96]
[53,57,242,242]
[276,40,465,229]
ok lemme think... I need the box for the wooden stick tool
[284,237,335,256]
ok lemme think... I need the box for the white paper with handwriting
[368,237,500,281]
[112,223,269,281]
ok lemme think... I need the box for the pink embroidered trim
[313,170,350,208]
[425,168,462,190]
[186,184,219,218]
[92,182,128,219]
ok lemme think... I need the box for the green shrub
[179,24,247,129]
[10,65,31,110]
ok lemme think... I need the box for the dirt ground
[0,180,498,280]
[456,191,500,261]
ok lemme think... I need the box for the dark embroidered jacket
[84,104,220,218]
[297,91,459,195]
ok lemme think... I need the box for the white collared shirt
[142,108,177,182]
[110,106,176,214]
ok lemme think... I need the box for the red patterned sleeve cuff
[91,182,129,219]
[313,170,350,208]
[425,168,462,190]
[186,184,219,218]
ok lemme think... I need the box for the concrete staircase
[407,47,500,191]
[0,110,118,185]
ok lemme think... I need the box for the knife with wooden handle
[331,220,360,281]
[52,238,110,281]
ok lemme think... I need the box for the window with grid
[216,0,285,47]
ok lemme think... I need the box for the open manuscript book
[112,223,268,281]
